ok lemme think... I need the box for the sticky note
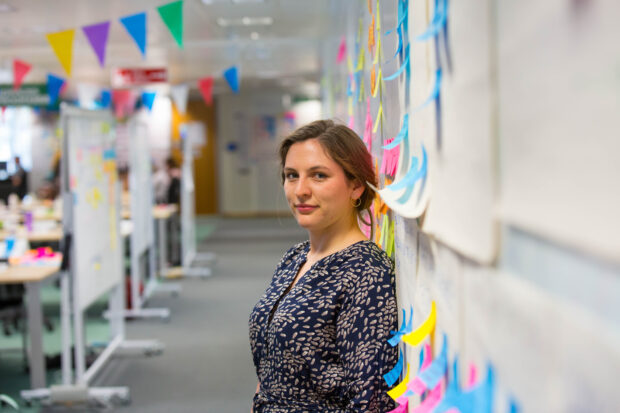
[387,363,410,400]
[384,349,404,387]
[402,301,436,346]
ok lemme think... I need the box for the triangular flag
[13,59,31,90]
[223,66,239,93]
[112,89,136,119]
[77,83,101,108]
[82,21,110,67]
[120,12,147,57]
[171,84,189,114]
[46,29,75,76]
[198,77,214,105]
[337,36,346,63]
[47,73,66,104]
[157,1,183,49]
[100,89,111,108]
[141,91,157,111]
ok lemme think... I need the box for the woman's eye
[314,172,327,180]
[285,172,298,180]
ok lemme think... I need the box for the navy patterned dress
[249,240,398,413]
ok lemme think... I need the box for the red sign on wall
[111,67,168,87]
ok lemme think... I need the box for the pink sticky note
[348,115,355,129]
[467,363,478,389]
[337,36,347,63]
[422,343,433,370]
[412,379,444,413]
[386,399,408,413]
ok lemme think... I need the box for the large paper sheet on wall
[497,0,620,263]
[408,0,497,264]
[65,108,122,311]
[463,265,620,412]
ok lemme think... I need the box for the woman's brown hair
[278,119,377,232]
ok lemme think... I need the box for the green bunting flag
[157,1,184,49]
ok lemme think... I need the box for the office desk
[153,205,178,276]
[0,265,60,389]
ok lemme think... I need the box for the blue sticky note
[386,146,427,192]
[383,349,404,387]
[418,334,448,388]
[100,89,111,108]
[382,114,408,150]
[416,0,448,42]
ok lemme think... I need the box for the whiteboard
[129,119,154,256]
[63,106,122,311]
[414,0,497,264]
[497,0,620,263]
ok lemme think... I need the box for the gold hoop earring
[351,198,362,208]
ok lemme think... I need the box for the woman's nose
[294,178,311,198]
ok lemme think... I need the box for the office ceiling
[0,0,336,94]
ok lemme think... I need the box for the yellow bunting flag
[358,76,365,102]
[387,363,410,400]
[402,302,437,346]
[347,55,354,74]
[373,35,382,65]
[46,29,75,76]
[376,0,381,31]
[372,102,383,133]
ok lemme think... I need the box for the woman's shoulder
[276,240,309,268]
[338,240,394,279]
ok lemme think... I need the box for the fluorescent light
[0,3,16,13]
[216,16,273,27]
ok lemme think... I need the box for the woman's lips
[295,204,318,213]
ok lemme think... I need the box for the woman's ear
[350,179,365,200]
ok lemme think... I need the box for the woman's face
[283,139,363,233]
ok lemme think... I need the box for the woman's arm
[336,264,398,412]
[250,382,260,413]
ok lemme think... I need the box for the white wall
[216,90,321,215]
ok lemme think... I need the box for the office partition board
[129,120,155,259]
[63,106,122,312]
[180,122,198,268]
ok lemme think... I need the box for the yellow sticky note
[348,97,353,117]
[356,47,365,73]
[402,302,436,346]
[101,122,110,134]
[387,363,410,400]
[376,0,381,31]
[372,102,383,133]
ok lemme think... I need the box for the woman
[249,120,398,412]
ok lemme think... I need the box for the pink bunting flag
[380,137,400,177]
[198,76,214,105]
[112,89,136,119]
[337,36,347,63]
[13,59,32,90]
[363,98,373,150]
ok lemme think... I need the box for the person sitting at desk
[10,156,28,199]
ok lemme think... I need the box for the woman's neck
[306,216,366,261]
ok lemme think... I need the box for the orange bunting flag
[368,0,372,14]
[13,59,31,90]
[46,29,75,76]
